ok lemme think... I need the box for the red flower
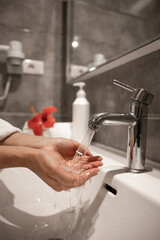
[28,106,57,136]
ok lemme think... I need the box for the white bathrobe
[0,119,21,141]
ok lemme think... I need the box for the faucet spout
[88,112,136,131]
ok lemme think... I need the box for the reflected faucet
[88,79,154,173]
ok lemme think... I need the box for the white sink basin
[75,145,160,240]
[0,144,160,240]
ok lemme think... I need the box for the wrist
[0,132,42,147]
[0,146,39,170]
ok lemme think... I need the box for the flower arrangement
[28,105,57,136]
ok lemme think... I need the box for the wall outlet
[23,59,44,75]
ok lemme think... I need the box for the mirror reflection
[68,0,160,80]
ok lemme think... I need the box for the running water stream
[66,128,96,239]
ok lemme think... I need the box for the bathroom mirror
[66,0,160,83]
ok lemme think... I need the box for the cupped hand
[2,133,103,191]
[27,137,103,191]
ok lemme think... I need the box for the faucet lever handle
[113,79,154,105]
[113,79,135,92]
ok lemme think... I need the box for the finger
[89,161,103,168]
[87,156,103,162]
[74,143,93,157]
[76,155,102,162]
[75,155,102,166]
[82,161,103,170]
[84,147,93,156]
[54,162,100,189]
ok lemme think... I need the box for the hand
[1,133,103,191]
[26,137,103,191]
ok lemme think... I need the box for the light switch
[23,59,44,75]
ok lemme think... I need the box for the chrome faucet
[88,79,154,173]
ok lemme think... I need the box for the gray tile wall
[0,0,65,128]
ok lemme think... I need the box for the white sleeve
[0,119,22,141]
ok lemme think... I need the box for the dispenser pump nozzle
[73,82,86,97]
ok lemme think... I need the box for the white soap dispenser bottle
[72,82,90,142]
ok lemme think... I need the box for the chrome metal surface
[88,80,154,172]
[114,79,154,105]
[113,79,135,92]
[89,113,136,131]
